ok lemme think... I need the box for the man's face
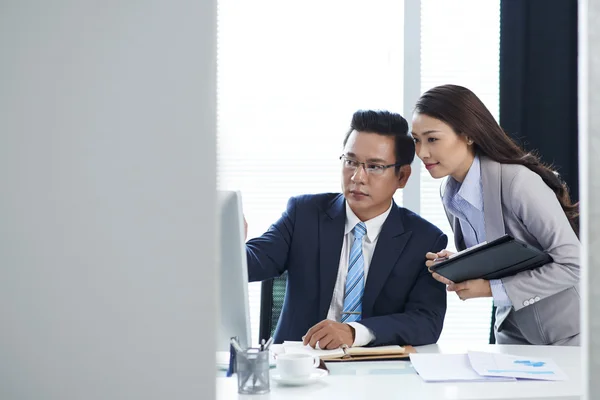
[341,131,410,221]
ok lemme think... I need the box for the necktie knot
[353,222,367,240]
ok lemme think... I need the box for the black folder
[429,234,553,283]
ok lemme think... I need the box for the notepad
[281,341,413,361]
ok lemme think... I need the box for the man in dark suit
[246,110,447,348]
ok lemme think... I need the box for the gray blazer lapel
[480,156,506,241]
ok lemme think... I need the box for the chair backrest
[258,271,288,343]
[489,305,496,344]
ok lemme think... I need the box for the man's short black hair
[343,110,415,168]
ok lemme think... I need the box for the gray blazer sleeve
[501,168,580,312]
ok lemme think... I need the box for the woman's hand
[425,250,455,270]
[425,250,492,300]
[447,279,492,300]
[425,250,456,286]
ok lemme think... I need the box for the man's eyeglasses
[339,155,402,176]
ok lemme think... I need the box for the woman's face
[411,113,475,182]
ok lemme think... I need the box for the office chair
[258,271,288,343]
[489,305,496,344]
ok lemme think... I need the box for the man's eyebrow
[365,157,388,164]
[411,129,440,136]
[344,153,390,164]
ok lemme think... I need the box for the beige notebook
[281,341,415,361]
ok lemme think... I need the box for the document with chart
[467,351,568,381]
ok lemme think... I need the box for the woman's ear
[397,165,411,189]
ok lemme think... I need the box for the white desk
[216,344,582,400]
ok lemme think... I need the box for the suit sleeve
[359,233,448,346]
[501,170,580,311]
[245,197,296,282]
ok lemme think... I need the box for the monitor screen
[216,190,252,351]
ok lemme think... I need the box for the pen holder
[236,348,270,395]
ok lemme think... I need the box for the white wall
[0,1,216,399]
[580,0,600,398]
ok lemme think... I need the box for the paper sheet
[468,351,568,381]
[409,353,516,382]
[282,341,345,358]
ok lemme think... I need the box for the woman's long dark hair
[415,84,579,236]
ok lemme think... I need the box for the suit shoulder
[500,162,534,177]
[499,163,545,191]
[397,206,444,238]
[286,193,343,211]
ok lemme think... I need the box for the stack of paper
[409,351,568,382]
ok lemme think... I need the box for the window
[420,0,500,345]
[218,0,500,346]
[217,0,405,344]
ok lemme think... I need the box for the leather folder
[429,234,552,283]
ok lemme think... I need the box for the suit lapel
[362,203,411,318]
[480,156,506,241]
[318,194,346,319]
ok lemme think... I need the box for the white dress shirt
[325,201,393,346]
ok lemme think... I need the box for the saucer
[271,369,328,386]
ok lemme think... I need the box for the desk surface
[216,343,582,400]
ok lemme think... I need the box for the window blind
[218,0,500,346]
[420,0,500,345]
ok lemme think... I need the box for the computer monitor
[216,190,252,351]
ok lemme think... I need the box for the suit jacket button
[524,300,530,306]
[534,296,540,302]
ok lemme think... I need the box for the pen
[230,336,243,353]
[226,342,236,377]
[433,256,449,263]
[264,337,274,351]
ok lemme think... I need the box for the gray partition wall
[580,0,600,399]
[0,1,216,399]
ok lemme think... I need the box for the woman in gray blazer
[412,84,580,346]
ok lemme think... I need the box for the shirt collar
[345,200,393,242]
[442,155,484,211]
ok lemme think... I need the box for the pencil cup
[236,349,270,395]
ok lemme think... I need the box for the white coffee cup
[275,353,320,378]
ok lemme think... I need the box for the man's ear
[397,165,411,188]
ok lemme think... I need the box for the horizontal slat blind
[420,0,500,345]
[217,0,405,345]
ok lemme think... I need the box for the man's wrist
[348,324,356,343]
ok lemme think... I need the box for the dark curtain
[494,0,578,344]
[499,0,579,201]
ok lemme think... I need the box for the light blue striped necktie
[341,222,367,323]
